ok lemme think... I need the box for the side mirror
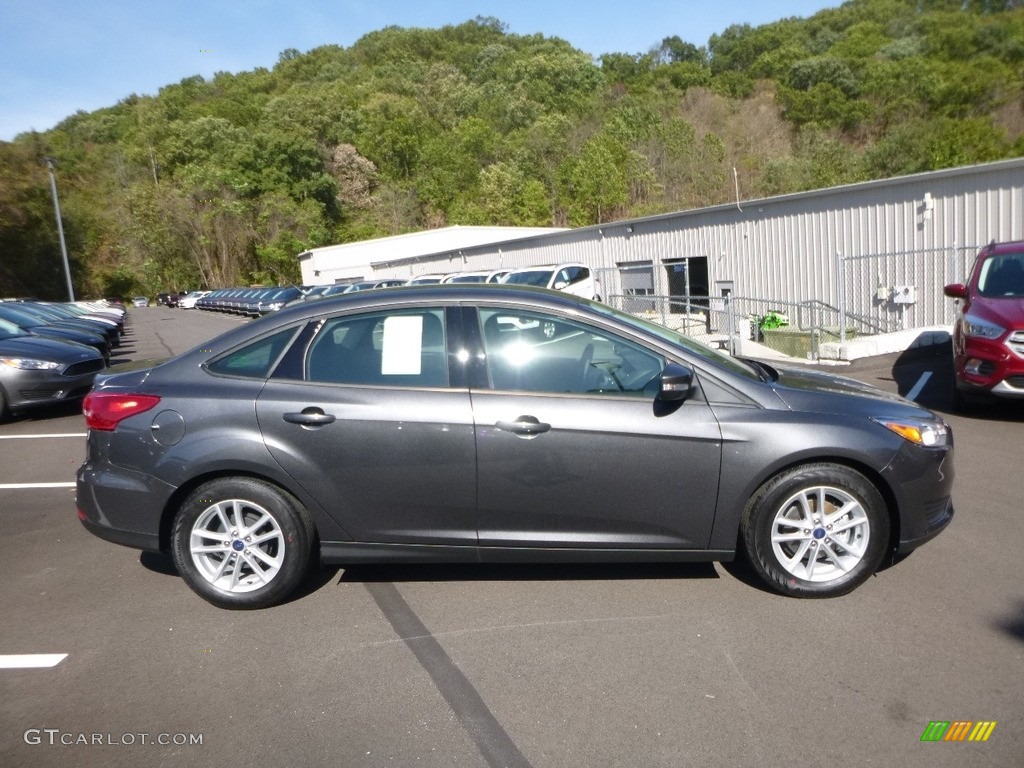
[658,362,693,401]
[552,281,568,290]
[943,283,967,299]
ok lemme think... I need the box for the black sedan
[0,319,106,420]
[77,285,954,609]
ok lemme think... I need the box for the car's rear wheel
[171,478,316,609]
[740,463,889,598]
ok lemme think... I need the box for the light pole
[43,157,75,301]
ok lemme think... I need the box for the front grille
[1005,375,1024,389]
[19,389,60,401]
[1009,330,1024,359]
[63,359,104,377]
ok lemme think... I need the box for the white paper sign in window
[381,315,423,375]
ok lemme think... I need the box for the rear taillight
[83,392,161,431]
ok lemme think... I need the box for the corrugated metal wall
[366,158,1024,331]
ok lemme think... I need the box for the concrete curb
[818,326,952,361]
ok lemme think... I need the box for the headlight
[961,312,1005,340]
[872,417,950,447]
[0,357,62,371]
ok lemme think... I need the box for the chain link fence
[838,245,978,337]
[594,245,981,360]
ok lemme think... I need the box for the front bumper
[955,335,1024,397]
[4,369,99,411]
[882,439,955,554]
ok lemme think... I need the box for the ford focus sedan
[77,285,954,609]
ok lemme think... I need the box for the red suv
[944,240,1024,407]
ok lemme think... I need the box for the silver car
[0,318,106,420]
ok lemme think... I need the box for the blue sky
[0,1,839,141]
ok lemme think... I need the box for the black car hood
[764,363,929,417]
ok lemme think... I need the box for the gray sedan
[77,285,954,609]
[0,319,106,420]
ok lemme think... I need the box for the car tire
[171,478,317,610]
[0,385,8,422]
[951,384,984,414]
[740,463,889,598]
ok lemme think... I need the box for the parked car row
[194,287,304,317]
[0,299,124,421]
[298,263,603,305]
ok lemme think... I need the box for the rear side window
[207,328,298,379]
[306,309,448,388]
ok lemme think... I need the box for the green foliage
[4,4,1024,298]
[788,57,859,97]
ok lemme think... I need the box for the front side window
[479,308,663,396]
[306,308,448,387]
[563,266,588,284]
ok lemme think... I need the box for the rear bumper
[76,463,174,553]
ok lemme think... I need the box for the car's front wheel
[171,478,316,609]
[740,463,889,598]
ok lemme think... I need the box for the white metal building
[298,158,1024,332]
[297,226,567,286]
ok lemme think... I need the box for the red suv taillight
[83,392,161,431]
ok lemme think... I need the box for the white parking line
[0,483,76,489]
[0,654,68,669]
[906,371,933,402]
[0,433,86,439]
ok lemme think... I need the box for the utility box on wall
[892,285,917,304]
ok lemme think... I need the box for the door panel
[470,306,723,550]
[258,384,476,544]
[256,306,476,545]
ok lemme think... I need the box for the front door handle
[283,408,336,427]
[496,415,551,437]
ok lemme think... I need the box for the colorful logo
[920,721,996,742]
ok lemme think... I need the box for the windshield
[588,301,762,380]
[977,253,1024,297]
[0,318,28,340]
[504,270,554,287]
[0,308,42,328]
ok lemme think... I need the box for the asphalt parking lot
[1,307,1021,768]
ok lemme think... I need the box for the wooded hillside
[3,0,1024,299]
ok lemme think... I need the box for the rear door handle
[496,415,551,437]
[283,408,336,427]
